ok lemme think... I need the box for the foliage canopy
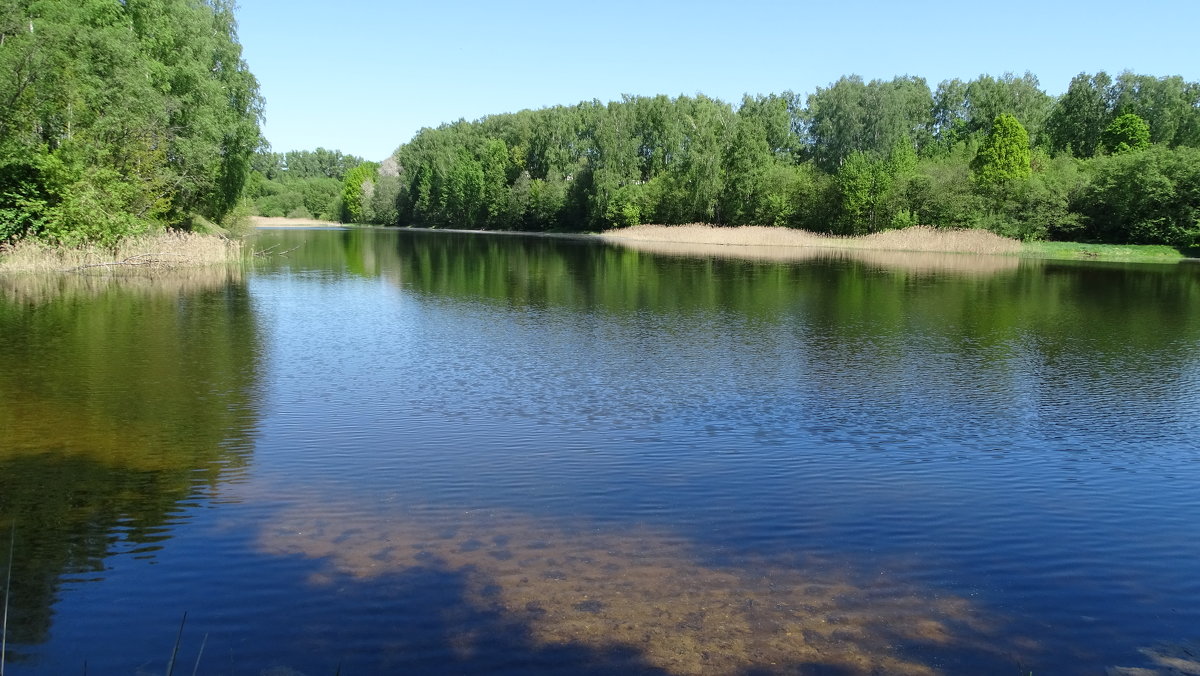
[0,0,262,245]
[1102,114,1152,154]
[972,114,1033,190]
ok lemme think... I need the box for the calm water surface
[1,228,1198,675]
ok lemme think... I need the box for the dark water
[1,228,1198,675]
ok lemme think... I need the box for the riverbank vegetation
[0,0,262,248]
[332,72,1199,250]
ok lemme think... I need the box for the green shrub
[1079,145,1200,246]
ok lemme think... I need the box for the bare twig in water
[253,244,302,257]
[66,252,188,273]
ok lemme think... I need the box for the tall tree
[1045,72,1114,157]
[720,101,774,225]
[588,100,640,227]
[964,73,1052,145]
[1102,113,1151,154]
[1109,72,1197,147]
[805,76,932,172]
[932,73,1051,149]
[340,162,379,223]
[657,96,733,223]
[972,114,1032,190]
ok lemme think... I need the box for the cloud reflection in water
[259,500,1021,675]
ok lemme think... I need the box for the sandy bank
[252,216,343,228]
[600,224,1022,256]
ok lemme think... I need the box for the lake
[1,227,1198,675]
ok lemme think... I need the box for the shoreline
[373,224,1194,264]
[251,216,343,228]
[600,224,1021,255]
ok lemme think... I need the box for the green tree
[836,151,892,234]
[589,101,640,228]
[368,175,402,226]
[833,139,916,234]
[902,145,984,229]
[972,114,1032,190]
[1045,72,1114,157]
[0,0,262,244]
[479,138,513,228]
[376,72,1195,247]
[281,148,365,180]
[301,178,342,219]
[805,76,933,171]
[720,100,774,225]
[1101,113,1151,154]
[964,73,1052,146]
[443,149,485,227]
[340,163,378,223]
[649,96,733,224]
[1109,72,1196,147]
[932,73,1051,150]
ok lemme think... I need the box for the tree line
[4,7,1197,253]
[333,71,1199,247]
[0,0,262,246]
[246,148,366,221]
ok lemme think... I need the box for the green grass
[1020,240,1193,263]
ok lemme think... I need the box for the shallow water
[1,228,1198,675]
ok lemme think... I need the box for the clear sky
[236,0,1200,161]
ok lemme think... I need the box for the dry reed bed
[0,265,244,305]
[601,224,1023,256]
[610,238,1022,276]
[0,231,241,275]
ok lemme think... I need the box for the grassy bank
[601,224,1195,263]
[1019,240,1191,262]
[0,231,243,275]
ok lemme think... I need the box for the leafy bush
[1102,114,1152,154]
[1079,145,1200,246]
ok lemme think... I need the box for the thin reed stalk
[191,633,207,676]
[1,526,13,676]
[166,611,187,676]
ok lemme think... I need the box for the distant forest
[3,0,1198,252]
[266,71,1199,247]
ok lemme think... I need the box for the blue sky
[236,0,1200,161]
